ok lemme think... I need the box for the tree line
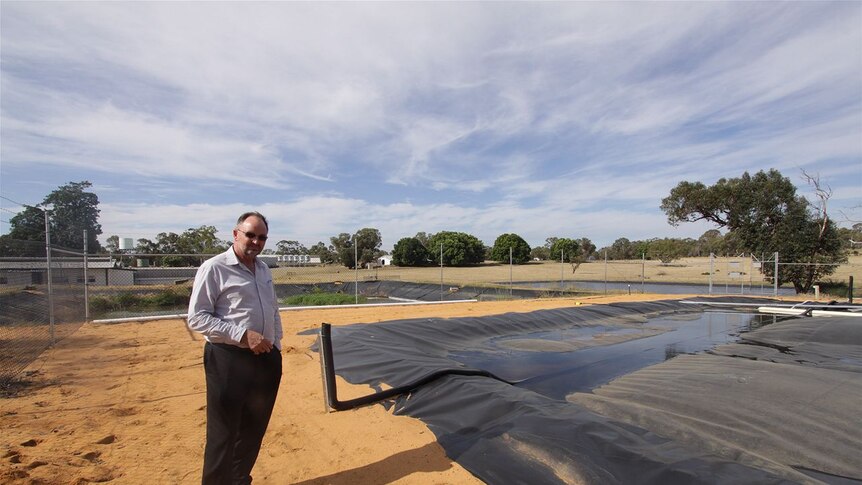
[1,169,858,293]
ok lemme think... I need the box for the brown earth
[2,294,707,485]
[2,290,844,485]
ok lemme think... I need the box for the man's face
[233,216,268,259]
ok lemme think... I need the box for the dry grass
[272,255,862,290]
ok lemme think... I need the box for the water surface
[450,311,786,400]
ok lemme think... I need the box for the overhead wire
[0,195,33,207]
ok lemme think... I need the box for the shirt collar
[225,245,261,269]
[225,246,241,266]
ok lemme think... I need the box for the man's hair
[236,211,269,230]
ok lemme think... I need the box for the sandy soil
[2,294,690,485]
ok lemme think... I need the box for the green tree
[576,238,597,259]
[308,241,336,264]
[490,233,531,264]
[275,240,308,255]
[696,230,725,257]
[530,246,550,260]
[427,231,485,266]
[391,237,431,266]
[661,169,846,293]
[135,237,159,254]
[647,238,688,263]
[838,223,862,252]
[1,181,102,255]
[329,233,354,268]
[414,232,431,248]
[606,238,635,260]
[131,226,227,266]
[105,235,120,253]
[329,229,383,268]
[548,238,580,263]
[354,228,383,267]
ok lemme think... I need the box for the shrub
[285,293,366,306]
[145,288,191,307]
[817,280,849,298]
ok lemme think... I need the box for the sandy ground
[1,294,687,485]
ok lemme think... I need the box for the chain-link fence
[0,239,87,389]
[2,242,860,386]
[270,252,857,298]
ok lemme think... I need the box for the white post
[709,253,714,295]
[774,252,779,296]
[749,253,754,294]
[604,250,608,295]
[509,246,513,298]
[641,252,645,294]
[560,250,564,289]
[84,230,89,322]
[440,243,444,301]
[725,256,729,295]
[354,242,358,304]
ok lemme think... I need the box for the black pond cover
[318,298,800,484]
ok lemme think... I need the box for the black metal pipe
[319,322,514,412]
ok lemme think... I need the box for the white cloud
[2,2,860,244]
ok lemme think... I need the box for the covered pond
[319,298,862,484]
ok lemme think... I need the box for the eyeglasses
[241,231,268,242]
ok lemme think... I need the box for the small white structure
[276,254,322,265]
[378,255,392,266]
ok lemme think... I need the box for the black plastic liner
[318,297,803,484]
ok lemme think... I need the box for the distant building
[378,255,392,266]
[275,254,322,265]
[0,258,133,286]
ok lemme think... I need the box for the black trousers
[202,342,282,485]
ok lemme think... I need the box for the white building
[275,254,322,265]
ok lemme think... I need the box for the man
[188,211,283,485]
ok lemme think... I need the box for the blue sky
[1,2,860,250]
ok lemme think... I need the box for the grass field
[272,254,862,292]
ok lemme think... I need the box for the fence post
[44,209,55,345]
[354,243,358,304]
[509,247,513,298]
[709,253,714,295]
[604,251,608,295]
[84,230,90,322]
[773,252,779,296]
[641,252,645,294]
[440,243,443,301]
[560,250,564,289]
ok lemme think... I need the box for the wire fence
[2,239,860,387]
[1,240,87,389]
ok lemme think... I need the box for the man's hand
[241,329,273,355]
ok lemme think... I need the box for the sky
[1,2,860,251]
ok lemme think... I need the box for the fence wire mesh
[2,243,860,387]
[1,240,87,389]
